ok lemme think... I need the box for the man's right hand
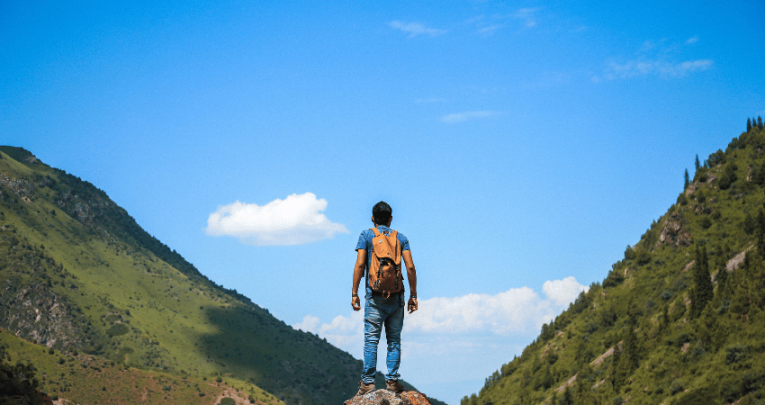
[352,295,361,311]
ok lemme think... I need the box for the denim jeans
[361,294,404,384]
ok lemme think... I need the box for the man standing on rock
[351,201,418,397]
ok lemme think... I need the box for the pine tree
[695,155,700,171]
[623,303,640,371]
[684,169,690,189]
[697,303,718,351]
[659,305,670,333]
[691,246,714,318]
[758,116,763,129]
[747,118,752,132]
[717,259,729,299]
[757,208,765,258]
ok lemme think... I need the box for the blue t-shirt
[355,225,410,299]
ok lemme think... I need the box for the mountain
[462,123,765,405]
[0,146,445,405]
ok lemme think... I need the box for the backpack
[368,228,403,298]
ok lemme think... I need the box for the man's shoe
[354,380,375,397]
[386,379,405,394]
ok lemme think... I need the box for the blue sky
[2,1,764,403]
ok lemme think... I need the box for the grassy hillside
[463,123,765,405]
[0,329,278,405]
[0,146,444,405]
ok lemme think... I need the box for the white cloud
[292,277,589,360]
[404,287,553,335]
[542,276,589,307]
[205,192,349,246]
[293,315,320,333]
[389,21,446,38]
[594,59,713,81]
[510,8,540,28]
[441,110,501,123]
[477,25,501,35]
[293,311,365,356]
[686,36,698,44]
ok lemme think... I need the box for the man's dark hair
[372,201,392,224]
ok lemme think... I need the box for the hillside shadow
[198,304,361,405]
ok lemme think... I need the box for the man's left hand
[407,297,418,314]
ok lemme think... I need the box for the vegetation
[462,121,765,405]
[0,146,443,405]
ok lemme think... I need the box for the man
[351,201,418,397]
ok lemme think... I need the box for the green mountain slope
[0,146,444,405]
[463,124,765,405]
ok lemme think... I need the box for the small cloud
[641,40,657,51]
[594,59,713,81]
[510,8,540,28]
[477,25,502,35]
[389,21,447,38]
[571,26,587,33]
[293,311,364,356]
[463,15,485,25]
[441,110,501,123]
[293,315,320,333]
[542,276,589,307]
[686,36,698,44]
[205,193,349,246]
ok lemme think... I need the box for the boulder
[344,390,431,405]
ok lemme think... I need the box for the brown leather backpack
[368,228,403,298]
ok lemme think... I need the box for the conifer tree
[691,246,714,318]
[695,155,700,171]
[697,303,717,351]
[659,305,670,332]
[717,260,729,300]
[747,118,752,132]
[759,116,763,129]
[684,169,689,189]
[757,208,765,258]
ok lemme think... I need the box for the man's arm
[402,250,418,313]
[351,249,367,311]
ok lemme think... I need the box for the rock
[726,248,751,271]
[344,390,431,405]
[656,212,691,248]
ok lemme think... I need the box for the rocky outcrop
[0,173,36,204]
[0,281,84,350]
[344,390,432,405]
[656,212,691,248]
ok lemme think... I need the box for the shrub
[726,345,750,364]
[719,174,731,190]
[670,379,684,395]
[700,217,712,229]
[219,398,236,405]
[107,323,129,337]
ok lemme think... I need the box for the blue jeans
[361,294,404,384]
